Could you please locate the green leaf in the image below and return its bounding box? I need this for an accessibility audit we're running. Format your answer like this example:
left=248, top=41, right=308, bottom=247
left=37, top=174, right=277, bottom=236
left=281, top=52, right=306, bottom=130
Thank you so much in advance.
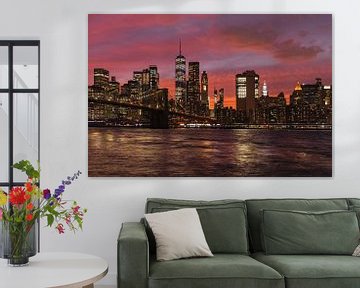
left=12, top=160, right=40, bottom=180
left=47, top=214, right=54, bottom=227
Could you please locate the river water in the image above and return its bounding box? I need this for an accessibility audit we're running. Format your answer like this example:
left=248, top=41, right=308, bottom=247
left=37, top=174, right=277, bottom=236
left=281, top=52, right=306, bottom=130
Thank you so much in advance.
left=88, top=128, right=332, bottom=177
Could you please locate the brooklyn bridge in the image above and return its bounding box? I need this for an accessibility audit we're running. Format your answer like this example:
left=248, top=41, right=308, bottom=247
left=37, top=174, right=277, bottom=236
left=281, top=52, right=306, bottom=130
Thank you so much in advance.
left=88, top=89, right=215, bottom=129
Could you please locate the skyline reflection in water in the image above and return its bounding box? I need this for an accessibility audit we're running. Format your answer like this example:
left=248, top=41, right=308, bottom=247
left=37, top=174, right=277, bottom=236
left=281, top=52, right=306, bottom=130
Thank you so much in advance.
left=88, top=128, right=332, bottom=177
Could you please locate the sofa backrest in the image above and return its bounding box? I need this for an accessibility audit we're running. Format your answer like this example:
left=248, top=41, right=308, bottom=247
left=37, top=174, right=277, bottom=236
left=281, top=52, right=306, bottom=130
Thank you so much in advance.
left=145, top=198, right=249, bottom=254
left=348, top=198, right=360, bottom=207
left=245, top=198, right=349, bottom=252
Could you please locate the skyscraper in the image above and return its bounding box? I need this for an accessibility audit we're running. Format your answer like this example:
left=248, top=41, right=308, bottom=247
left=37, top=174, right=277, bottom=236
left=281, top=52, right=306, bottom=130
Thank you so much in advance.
left=201, top=71, right=209, bottom=107
left=218, top=88, right=224, bottom=109
left=262, top=81, right=268, bottom=97
left=109, top=76, right=120, bottom=95
left=188, top=61, right=200, bottom=113
left=94, top=68, right=109, bottom=89
left=141, top=68, right=150, bottom=92
left=149, top=65, right=159, bottom=91
left=235, top=70, right=259, bottom=123
left=175, top=40, right=186, bottom=104
left=133, top=71, right=143, bottom=97
left=214, top=88, right=218, bottom=107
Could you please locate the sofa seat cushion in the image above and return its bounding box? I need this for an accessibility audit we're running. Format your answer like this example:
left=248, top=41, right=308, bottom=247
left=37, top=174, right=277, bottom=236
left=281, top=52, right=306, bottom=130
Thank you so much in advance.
left=252, top=252, right=360, bottom=288
left=149, top=254, right=284, bottom=288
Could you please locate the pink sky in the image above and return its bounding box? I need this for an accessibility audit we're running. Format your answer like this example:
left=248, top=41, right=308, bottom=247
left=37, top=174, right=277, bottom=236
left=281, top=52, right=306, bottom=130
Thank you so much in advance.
left=88, top=14, right=332, bottom=107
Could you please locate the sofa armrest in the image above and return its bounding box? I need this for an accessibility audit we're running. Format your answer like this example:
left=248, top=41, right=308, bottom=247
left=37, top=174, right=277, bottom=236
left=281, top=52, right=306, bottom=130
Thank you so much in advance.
left=118, top=222, right=149, bottom=288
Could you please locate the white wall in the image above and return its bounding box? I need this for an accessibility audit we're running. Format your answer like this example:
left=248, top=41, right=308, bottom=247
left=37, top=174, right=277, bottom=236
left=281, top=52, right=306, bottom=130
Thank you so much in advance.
left=1, top=0, right=360, bottom=286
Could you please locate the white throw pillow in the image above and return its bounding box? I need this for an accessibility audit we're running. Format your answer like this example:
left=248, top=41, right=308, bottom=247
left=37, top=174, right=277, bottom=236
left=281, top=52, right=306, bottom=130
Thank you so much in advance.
left=145, top=208, right=213, bottom=261
left=353, top=244, right=360, bottom=256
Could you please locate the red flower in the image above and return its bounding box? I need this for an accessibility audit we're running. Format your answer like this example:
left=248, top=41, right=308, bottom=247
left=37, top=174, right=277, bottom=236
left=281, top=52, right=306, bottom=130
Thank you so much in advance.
left=26, top=214, right=33, bottom=221
left=56, top=223, right=65, bottom=234
left=25, top=182, right=33, bottom=192
left=26, top=203, right=34, bottom=210
left=9, top=187, right=26, bottom=205
left=72, top=205, right=80, bottom=215
left=24, top=193, right=31, bottom=200
left=65, top=214, right=71, bottom=225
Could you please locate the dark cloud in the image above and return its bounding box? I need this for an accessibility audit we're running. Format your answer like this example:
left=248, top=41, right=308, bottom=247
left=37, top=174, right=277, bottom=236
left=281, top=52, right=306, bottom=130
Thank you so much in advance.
left=273, top=39, right=323, bottom=61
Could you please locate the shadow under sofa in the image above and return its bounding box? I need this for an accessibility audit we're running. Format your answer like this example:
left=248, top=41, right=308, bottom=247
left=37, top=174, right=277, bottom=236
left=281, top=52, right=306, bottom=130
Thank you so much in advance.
left=118, top=198, right=360, bottom=288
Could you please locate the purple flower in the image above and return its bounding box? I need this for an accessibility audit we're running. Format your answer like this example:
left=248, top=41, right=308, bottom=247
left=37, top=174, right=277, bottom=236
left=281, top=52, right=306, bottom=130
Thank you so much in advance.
left=54, top=171, right=82, bottom=199
left=54, top=189, right=63, bottom=198
left=43, top=189, right=51, bottom=200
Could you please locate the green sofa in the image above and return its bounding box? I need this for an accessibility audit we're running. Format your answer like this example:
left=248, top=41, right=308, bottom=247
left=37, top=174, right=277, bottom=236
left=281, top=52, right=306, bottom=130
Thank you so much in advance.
left=118, top=198, right=360, bottom=288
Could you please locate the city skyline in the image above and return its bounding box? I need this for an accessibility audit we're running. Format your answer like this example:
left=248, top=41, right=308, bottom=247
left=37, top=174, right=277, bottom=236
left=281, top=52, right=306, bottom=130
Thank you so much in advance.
left=88, top=14, right=332, bottom=108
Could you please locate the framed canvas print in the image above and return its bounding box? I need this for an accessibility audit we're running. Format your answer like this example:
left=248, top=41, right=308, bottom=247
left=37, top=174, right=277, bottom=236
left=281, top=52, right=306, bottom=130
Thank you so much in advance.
left=88, top=14, right=332, bottom=177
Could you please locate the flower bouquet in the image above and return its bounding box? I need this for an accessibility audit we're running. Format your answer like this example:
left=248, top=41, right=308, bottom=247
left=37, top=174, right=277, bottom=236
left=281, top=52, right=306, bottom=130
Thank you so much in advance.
left=0, top=160, right=87, bottom=266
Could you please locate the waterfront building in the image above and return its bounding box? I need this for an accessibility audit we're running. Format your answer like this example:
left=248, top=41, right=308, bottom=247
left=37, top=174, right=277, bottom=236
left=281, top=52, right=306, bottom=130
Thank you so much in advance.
left=290, top=81, right=303, bottom=106
left=128, top=80, right=140, bottom=100
left=323, top=85, right=332, bottom=124
left=214, top=88, right=218, bottom=107
left=200, top=71, right=209, bottom=115
left=89, top=68, right=119, bottom=122
left=141, top=68, right=150, bottom=93
left=149, top=65, right=159, bottom=91
left=214, top=88, right=225, bottom=122
left=235, top=70, right=259, bottom=123
left=268, top=92, right=286, bottom=124
left=323, top=85, right=332, bottom=107
left=94, top=68, right=109, bottom=90
left=90, top=68, right=107, bottom=100
left=175, top=40, right=187, bottom=105
left=218, top=88, right=224, bottom=109
left=262, top=81, right=268, bottom=97
left=188, top=61, right=200, bottom=114
left=108, top=76, right=120, bottom=98
left=301, top=78, right=322, bottom=106
left=289, top=78, right=332, bottom=124
left=88, top=85, right=104, bottom=101
left=200, top=71, right=209, bottom=107
left=133, top=71, right=142, bottom=85
left=255, top=94, right=268, bottom=124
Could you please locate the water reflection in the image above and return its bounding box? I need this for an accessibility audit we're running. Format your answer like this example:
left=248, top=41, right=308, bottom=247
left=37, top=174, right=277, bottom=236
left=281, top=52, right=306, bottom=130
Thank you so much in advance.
left=88, top=128, right=332, bottom=177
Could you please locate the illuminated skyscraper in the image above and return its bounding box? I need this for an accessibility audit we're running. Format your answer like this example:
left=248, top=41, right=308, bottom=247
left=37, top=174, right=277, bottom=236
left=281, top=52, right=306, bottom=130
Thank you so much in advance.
left=175, top=40, right=186, bottom=104
left=133, top=71, right=142, bottom=84
left=199, top=71, right=209, bottom=115
left=235, top=70, right=259, bottom=122
left=187, top=62, right=200, bottom=113
left=218, top=88, right=224, bottom=109
left=142, top=68, right=150, bottom=92
left=149, top=65, right=159, bottom=91
left=235, top=75, right=246, bottom=112
left=94, top=68, right=109, bottom=89
left=262, top=81, right=268, bottom=97
left=201, top=71, right=209, bottom=106
left=109, top=76, right=120, bottom=95
left=214, top=88, right=218, bottom=106
left=290, top=81, right=303, bottom=106
left=301, top=78, right=322, bottom=105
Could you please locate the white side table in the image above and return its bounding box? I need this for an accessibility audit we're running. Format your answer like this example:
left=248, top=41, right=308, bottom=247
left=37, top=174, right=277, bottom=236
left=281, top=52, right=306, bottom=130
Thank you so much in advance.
left=0, top=252, right=108, bottom=288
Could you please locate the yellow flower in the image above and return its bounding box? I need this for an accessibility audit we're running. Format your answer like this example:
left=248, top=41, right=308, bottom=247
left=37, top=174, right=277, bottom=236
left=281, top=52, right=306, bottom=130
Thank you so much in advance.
left=0, top=190, right=7, bottom=206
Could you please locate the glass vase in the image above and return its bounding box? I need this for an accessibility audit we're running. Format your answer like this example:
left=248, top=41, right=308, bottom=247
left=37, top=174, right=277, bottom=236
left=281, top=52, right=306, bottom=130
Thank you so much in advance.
left=0, top=220, right=37, bottom=266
